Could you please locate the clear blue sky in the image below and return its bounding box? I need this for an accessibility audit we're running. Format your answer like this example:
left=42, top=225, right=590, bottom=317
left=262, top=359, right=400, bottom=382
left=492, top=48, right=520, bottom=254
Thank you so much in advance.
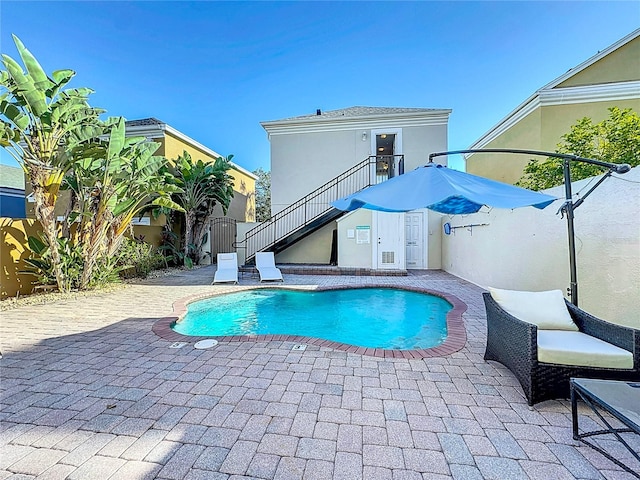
left=1, top=1, right=638, bottom=172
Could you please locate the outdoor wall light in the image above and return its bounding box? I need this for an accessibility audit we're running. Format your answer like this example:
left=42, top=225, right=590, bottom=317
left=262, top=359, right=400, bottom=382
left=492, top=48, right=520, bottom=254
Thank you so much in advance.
left=361, top=132, right=367, bottom=141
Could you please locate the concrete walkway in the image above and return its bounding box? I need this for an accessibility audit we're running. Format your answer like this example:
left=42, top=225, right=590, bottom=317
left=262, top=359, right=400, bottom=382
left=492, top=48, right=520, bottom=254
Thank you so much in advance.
left=0, top=267, right=637, bottom=479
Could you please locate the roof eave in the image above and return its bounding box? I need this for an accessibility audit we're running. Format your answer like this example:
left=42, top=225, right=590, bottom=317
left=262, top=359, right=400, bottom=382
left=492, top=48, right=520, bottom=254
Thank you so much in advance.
left=125, top=121, right=257, bottom=180
left=261, top=109, right=453, bottom=134
left=466, top=28, right=640, bottom=158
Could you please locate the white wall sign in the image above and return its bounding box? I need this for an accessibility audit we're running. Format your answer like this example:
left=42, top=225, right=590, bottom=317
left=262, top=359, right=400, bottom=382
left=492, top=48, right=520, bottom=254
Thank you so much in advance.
left=132, top=216, right=151, bottom=226
left=356, top=225, right=370, bottom=244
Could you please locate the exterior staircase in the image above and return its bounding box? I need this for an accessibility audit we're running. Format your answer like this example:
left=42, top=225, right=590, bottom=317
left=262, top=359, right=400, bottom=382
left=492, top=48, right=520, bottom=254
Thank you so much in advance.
left=242, top=155, right=404, bottom=264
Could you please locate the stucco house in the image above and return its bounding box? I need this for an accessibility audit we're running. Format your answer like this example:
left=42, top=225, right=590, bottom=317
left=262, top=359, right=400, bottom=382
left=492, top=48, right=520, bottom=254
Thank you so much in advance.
left=0, top=164, right=26, bottom=218
left=466, top=28, right=640, bottom=184
left=2, top=120, right=257, bottom=299
left=123, top=119, right=257, bottom=256
left=21, top=118, right=256, bottom=252
left=242, top=106, right=451, bottom=271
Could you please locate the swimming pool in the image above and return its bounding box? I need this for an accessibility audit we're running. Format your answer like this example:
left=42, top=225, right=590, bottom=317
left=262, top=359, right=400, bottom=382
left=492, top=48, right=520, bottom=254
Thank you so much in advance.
left=173, top=287, right=452, bottom=350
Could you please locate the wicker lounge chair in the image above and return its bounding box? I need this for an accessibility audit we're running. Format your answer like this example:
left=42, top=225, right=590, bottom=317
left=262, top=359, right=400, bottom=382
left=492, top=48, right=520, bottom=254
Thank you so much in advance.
left=483, top=291, right=639, bottom=406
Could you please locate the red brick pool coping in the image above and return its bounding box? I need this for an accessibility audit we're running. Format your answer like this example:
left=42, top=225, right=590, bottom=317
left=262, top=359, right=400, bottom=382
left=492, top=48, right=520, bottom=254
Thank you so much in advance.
left=152, top=284, right=467, bottom=359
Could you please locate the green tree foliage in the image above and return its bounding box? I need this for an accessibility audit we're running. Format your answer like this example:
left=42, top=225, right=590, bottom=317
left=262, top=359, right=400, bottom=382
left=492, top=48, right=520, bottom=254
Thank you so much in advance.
left=0, top=35, right=106, bottom=290
left=166, top=151, right=235, bottom=266
left=517, top=107, right=640, bottom=191
left=253, top=167, right=271, bottom=222
left=1, top=36, right=183, bottom=291
left=66, top=118, right=183, bottom=289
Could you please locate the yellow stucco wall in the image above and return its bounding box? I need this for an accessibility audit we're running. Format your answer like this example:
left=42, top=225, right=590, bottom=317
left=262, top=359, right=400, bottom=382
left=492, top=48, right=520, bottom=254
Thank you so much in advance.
left=540, top=100, right=640, bottom=148
left=1, top=218, right=42, bottom=298
left=0, top=218, right=165, bottom=299
left=163, top=133, right=216, bottom=164
left=467, top=34, right=640, bottom=185
left=467, top=98, right=640, bottom=185
left=466, top=109, right=542, bottom=184
left=24, top=132, right=255, bottom=223
left=557, top=37, right=640, bottom=87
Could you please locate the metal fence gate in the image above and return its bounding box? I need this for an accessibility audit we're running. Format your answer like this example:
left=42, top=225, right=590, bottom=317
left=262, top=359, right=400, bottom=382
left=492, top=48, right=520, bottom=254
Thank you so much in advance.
left=210, top=217, right=237, bottom=261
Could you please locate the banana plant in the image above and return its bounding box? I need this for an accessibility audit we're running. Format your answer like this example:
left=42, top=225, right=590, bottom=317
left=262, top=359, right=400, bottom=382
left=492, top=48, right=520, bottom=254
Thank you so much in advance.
left=67, top=117, right=183, bottom=289
left=0, top=35, right=106, bottom=291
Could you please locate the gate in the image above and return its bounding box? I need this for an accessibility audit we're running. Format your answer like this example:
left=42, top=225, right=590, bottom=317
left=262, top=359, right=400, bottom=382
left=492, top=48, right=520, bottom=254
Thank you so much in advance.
left=210, top=217, right=237, bottom=261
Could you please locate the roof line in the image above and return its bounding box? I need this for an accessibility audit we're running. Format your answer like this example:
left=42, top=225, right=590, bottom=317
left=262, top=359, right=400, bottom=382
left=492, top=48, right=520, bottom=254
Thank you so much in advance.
left=262, top=108, right=452, bottom=129
left=125, top=120, right=257, bottom=179
left=263, top=107, right=450, bottom=124
left=540, top=28, right=639, bottom=91
left=468, top=28, right=640, bottom=153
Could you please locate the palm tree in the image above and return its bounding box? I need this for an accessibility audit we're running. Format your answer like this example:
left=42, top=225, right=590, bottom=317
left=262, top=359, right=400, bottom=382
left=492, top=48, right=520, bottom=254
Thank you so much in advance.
left=168, top=151, right=235, bottom=266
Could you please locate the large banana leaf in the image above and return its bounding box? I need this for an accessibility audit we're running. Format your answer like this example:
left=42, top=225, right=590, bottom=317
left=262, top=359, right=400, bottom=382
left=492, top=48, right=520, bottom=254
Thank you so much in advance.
left=107, top=117, right=126, bottom=162
left=1, top=54, right=48, bottom=116
left=0, top=98, right=30, bottom=130
left=151, top=196, right=184, bottom=212
left=13, top=35, right=53, bottom=93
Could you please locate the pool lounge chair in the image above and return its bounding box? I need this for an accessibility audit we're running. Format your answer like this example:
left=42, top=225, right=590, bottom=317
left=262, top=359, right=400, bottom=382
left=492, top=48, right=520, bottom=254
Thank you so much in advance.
left=213, top=252, right=238, bottom=284
left=483, top=288, right=639, bottom=406
left=255, top=252, right=283, bottom=282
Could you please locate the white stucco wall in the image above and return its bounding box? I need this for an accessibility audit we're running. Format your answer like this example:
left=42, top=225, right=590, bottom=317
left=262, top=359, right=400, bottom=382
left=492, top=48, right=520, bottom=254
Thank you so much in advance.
left=427, top=210, right=443, bottom=269
left=401, top=125, right=448, bottom=172
left=442, top=167, right=640, bottom=327
left=274, top=221, right=336, bottom=264
left=269, top=122, right=449, bottom=215
left=270, top=130, right=371, bottom=215
left=237, top=222, right=260, bottom=265
left=265, top=109, right=450, bottom=265
left=337, top=210, right=374, bottom=269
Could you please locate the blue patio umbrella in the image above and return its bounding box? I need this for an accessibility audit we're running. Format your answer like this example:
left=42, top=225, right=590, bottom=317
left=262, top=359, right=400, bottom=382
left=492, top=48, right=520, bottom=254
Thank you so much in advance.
left=333, top=148, right=631, bottom=307
left=331, top=163, right=557, bottom=214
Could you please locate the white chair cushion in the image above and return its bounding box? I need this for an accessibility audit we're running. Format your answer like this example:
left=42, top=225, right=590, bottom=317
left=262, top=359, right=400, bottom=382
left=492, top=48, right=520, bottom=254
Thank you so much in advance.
left=489, top=287, right=579, bottom=331
left=537, top=330, right=634, bottom=369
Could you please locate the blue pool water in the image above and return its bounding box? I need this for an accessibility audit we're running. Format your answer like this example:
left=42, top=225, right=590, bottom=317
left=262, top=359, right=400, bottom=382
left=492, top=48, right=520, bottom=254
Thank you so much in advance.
left=173, top=288, right=452, bottom=350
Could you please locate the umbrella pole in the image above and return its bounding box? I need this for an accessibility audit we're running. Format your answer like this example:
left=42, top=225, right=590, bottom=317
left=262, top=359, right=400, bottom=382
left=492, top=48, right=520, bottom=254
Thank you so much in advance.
left=429, top=148, right=631, bottom=307
left=562, top=159, right=579, bottom=306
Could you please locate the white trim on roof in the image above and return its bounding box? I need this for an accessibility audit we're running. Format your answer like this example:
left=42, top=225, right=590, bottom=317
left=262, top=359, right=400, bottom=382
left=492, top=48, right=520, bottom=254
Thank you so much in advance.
left=539, top=28, right=640, bottom=91
left=262, top=110, right=452, bottom=136
left=540, top=80, right=640, bottom=105
left=467, top=29, right=640, bottom=156
left=467, top=80, right=640, bottom=154
left=125, top=122, right=257, bottom=180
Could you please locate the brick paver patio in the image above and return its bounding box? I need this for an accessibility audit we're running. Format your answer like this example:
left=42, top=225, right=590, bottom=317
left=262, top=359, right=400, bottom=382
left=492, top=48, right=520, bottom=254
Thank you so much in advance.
left=1, top=266, right=637, bottom=479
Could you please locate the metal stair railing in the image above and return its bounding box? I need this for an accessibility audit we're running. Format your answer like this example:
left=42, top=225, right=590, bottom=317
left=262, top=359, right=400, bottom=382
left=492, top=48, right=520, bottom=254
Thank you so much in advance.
left=243, top=155, right=404, bottom=262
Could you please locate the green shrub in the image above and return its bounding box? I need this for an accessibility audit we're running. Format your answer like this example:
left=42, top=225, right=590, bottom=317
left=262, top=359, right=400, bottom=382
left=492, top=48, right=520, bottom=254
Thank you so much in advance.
left=116, top=237, right=166, bottom=279
left=23, top=235, right=84, bottom=291
left=23, top=235, right=165, bottom=294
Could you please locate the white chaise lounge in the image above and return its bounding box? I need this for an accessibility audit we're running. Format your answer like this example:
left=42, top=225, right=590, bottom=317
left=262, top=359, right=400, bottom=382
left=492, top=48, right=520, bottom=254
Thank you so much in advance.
left=213, top=252, right=238, bottom=284
left=255, top=252, right=283, bottom=282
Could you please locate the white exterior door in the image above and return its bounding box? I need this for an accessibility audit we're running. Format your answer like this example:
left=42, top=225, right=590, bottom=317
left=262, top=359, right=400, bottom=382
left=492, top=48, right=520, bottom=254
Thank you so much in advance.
left=374, top=212, right=404, bottom=269
left=405, top=212, right=424, bottom=269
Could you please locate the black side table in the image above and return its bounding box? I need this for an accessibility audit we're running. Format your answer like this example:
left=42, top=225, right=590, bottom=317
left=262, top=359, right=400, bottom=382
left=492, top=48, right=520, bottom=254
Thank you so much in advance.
left=570, top=378, right=640, bottom=478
